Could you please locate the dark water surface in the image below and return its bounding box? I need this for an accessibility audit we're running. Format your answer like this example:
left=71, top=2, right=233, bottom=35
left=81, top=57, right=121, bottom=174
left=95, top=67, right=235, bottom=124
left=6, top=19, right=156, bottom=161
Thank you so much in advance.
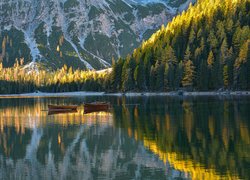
left=0, top=96, right=249, bottom=179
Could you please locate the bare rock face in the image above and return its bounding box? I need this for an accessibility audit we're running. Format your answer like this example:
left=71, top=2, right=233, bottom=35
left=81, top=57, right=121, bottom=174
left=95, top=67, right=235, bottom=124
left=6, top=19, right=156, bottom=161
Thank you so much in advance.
left=0, top=0, right=194, bottom=69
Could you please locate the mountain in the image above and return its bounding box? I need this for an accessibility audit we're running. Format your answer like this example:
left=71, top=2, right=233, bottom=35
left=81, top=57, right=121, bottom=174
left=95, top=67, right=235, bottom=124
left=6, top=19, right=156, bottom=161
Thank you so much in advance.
left=0, top=0, right=249, bottom=94
left=0, top=0, right=194, bottom=70
left=110, top=0, right=250, bottom=91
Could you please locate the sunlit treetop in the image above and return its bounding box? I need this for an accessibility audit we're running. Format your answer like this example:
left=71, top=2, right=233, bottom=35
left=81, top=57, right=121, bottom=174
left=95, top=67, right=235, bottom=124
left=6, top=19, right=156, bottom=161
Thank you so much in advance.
left=140, top=0, right=244, bottom=50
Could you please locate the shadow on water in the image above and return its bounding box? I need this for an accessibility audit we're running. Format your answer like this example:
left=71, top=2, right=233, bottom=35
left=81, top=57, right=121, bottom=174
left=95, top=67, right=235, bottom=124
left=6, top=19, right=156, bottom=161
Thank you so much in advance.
left=0, top=96, right=249, bottom=179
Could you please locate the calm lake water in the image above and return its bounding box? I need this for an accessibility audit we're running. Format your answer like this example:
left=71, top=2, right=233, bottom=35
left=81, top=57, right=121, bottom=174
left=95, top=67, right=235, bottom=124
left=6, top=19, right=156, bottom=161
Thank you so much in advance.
left=0, top=96, right=249, bottom=179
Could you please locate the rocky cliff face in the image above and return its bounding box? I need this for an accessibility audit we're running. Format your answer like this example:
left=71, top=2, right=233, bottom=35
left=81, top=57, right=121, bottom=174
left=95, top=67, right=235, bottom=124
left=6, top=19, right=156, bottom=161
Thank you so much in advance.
left=0, top=0, right=194, bottom=69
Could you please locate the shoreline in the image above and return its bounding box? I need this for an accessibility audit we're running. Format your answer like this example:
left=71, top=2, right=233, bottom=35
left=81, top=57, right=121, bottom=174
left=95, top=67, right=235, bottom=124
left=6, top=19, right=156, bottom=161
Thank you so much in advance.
left=108, top=91, right=250, bottom=97
left=0, top=91, right=105, bottom=98
left=0, top=91, right=249, bottom=98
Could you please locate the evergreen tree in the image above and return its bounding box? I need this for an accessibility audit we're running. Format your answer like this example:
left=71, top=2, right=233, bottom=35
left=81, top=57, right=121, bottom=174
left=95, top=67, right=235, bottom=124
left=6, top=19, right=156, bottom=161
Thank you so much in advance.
left=149, top=65, right=156, bottom=91
left=220, top=38, right=229, bottom=65
left=121, top=61, right=129, bottom=92
left=188, top=28, right=195, bottom=46
left=184, top=46, right=191, bottom=61
left=155, top=61, right=165, bottom=91
left=223, top=65, right=229, bottom=88
left=166, top=46, right=177, bottom=66
left=134, top=61, right=146, bottom=91
left=207, top=51, right=216, bottom=89
left=143, top=50, right=152, bottom=88
left=122, top=69, right=133, bottom=92
left=175, top=61, right=184, bottom=88
left=110, top=58, right=118, bottom=91
left=226, top=47, right=234, bottom=88
left=182, top=60, right=195, bottom=88
left=234, top=41, right=249, bottom=89
left=198, top=59, right=208, bottom=90
left=164, top=63, right=169, bottom=91
left=216, top=21, right=226, bottom=43
left=207, top=30, right=218, bottom=51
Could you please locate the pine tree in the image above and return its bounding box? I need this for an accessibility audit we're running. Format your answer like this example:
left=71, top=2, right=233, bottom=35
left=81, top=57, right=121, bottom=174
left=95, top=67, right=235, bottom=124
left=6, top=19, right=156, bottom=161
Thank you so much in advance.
left=184, top=46, right=191, bottom=61
left=134, top=61, right=146, bottom=91
left=182, top=60, right=195, bottom=88
left=110, top=58, right=124, bottom=91
left=198, top=59, right=208, bottom=90
left=155, top=61, right=165, bottom=91
left=166, top=46, right=177, bottom=66
left=188, top=28, right=195, bottom=46
left=207, top=51, right=215, bottom=89
left=216, top=21, right=226, bottom=43
left=207, top=30, right=218, bottom=50
left=220, top=38, right=229, bottom=65
left=167, top=64, right=175, bottom=90
left=128, top=55, right=136, bottom=87
left=149, top=65, right=156, bottom=91
left=160, top=48, right=168, bottom=64
left=121, top=61, right=129, bottom=92
left=207, top=51, right=214, bottom=68
left=234, top=41, right=249, bottom=89
left=223, top=65, right=229, bottom=88
left=232, top=27, right=241, bottom=54
left=122, top=69, right=133, bottom=92
left=143, top=50, right=152, bottom=88
left=226, top=47, right=234, bottom=88
left=164, top=63, right=169, bottom=91
left=175, top=61, right=184, bottom=88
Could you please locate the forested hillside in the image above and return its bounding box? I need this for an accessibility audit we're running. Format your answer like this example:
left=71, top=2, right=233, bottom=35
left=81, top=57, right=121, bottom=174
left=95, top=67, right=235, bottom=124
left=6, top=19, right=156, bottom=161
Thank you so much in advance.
left=0, top=0, right=249, bottom=94
left=110, top=0, right=250, bottom=92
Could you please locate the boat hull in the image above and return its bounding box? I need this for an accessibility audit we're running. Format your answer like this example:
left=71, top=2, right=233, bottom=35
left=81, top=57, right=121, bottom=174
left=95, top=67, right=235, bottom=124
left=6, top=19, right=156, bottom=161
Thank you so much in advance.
left=84, top=102, right=110, bottom=113
left=48, top=105, right=78, bottom=110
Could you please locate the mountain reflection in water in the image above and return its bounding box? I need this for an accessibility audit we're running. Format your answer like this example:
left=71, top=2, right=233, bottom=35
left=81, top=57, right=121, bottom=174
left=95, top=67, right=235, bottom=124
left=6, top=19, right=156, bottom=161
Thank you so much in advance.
left=0, top=96, right=249, bottom=179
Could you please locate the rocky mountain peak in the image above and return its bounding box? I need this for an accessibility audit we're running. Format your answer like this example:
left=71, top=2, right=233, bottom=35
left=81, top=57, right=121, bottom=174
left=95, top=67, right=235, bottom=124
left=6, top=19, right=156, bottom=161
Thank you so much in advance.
left=0, top=0, right=194, bottom=69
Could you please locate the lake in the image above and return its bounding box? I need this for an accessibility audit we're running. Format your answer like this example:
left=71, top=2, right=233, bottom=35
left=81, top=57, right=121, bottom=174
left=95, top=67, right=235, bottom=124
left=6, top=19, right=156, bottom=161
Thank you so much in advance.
left=0, top=96, right=249, bottom=179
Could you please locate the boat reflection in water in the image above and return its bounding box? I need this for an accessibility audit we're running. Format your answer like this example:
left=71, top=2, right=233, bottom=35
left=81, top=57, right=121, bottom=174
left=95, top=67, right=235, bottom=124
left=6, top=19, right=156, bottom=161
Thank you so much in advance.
left=84, top=108, right=110, bottom=114
left=0, top=96, right=249, bottom=179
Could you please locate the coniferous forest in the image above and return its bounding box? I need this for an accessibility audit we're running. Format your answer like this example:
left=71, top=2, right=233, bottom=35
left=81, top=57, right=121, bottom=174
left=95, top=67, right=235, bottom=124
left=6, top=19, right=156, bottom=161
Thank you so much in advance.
left=0, top=62, right=108, bottom=94
left=0, top=0, right=249, bottom=94
left=110, top=0, right=250, bottom=92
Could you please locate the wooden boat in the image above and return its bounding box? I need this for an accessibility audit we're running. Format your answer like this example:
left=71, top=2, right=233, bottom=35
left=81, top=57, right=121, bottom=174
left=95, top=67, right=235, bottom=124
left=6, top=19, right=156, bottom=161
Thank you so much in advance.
left=48, top=105, right=78, bottom=111
left=84, top=102, right=110, bottom=112
left=48, top=109, right=78, bottom=115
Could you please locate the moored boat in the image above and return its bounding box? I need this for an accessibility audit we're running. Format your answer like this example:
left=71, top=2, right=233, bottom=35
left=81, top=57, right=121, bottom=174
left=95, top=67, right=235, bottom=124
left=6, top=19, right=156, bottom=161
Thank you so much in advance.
left=48, top=105, right=78, bottom=110
left=84, top=102, right=110, bottom=112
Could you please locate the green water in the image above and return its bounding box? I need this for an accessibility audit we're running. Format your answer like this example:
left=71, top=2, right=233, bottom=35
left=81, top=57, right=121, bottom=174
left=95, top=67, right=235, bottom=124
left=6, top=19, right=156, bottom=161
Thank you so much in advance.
left=0, top=96, right=249, bottom=179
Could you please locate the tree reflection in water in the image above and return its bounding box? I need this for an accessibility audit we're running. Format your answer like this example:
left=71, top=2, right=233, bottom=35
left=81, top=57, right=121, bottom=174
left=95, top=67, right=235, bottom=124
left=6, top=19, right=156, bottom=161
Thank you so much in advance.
left=0, top=96, right=249, bottom=179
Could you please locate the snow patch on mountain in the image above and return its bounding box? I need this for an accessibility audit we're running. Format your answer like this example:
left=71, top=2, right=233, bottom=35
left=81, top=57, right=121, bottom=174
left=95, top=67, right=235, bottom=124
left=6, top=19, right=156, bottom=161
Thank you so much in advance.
left=23, top=30, right=41, bottom=62
left=0, top=0, right=193, bottom=69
